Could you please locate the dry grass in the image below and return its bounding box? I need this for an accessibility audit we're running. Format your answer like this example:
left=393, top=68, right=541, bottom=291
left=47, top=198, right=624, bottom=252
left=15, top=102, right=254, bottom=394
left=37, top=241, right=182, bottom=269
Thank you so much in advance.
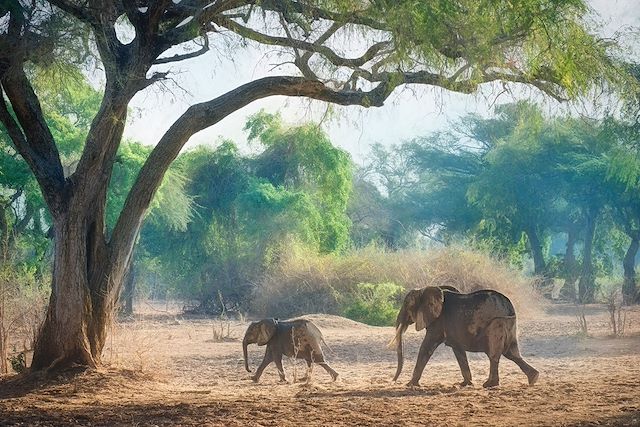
left=253, top=245, right=542, bottom=319
left=0, top=270, right=49, bottom=374
left=211, top=320, right=232, bottom=342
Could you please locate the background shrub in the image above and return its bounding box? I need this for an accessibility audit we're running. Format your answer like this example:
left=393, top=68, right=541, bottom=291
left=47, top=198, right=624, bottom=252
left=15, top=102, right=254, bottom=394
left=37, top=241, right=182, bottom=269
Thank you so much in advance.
left=251, top=244, right=541, bottom=319
left=342, top=282, right=404, bottom=326
left=0, top=267, right=49, bottom=373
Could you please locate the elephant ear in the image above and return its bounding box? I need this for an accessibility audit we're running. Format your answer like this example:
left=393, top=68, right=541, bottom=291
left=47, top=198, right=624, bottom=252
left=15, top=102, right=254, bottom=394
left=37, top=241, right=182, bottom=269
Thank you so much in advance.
left=415, top=287, right=444, bottom=331
left=257, top=319, right=277, bottom=346
left=402, top=289, right=422, bottom=330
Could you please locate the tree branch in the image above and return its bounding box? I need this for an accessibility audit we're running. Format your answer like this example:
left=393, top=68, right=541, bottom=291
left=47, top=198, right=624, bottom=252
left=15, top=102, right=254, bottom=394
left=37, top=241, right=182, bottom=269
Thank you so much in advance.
left=109, top=75, right=399, bottom=264
left=214, top=15, right=390, bottom=68
left=48, top=0, right=96, bottom=24
left=153, top=35, right=210, bottom=65
left=0, top=74, right=67, bottom=215
left=259, top=0, right=386, bottom=31
left=155, top=0, right=250, bottom=54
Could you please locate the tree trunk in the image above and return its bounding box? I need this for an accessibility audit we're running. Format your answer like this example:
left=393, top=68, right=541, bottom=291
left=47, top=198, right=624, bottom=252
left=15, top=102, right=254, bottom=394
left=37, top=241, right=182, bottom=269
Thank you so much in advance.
left=0, top=202, right=9, bottom=261
left=560, top=227, right=579, bottom=301
left=525, top=226, right=546, bottom=277
left=0, top=275, right=7, bottom=374
left=33, top=216, right=95, bottom=368
left=121, top=263, right=135, bottom=317
left=622, top=232, right=639, bottom=305
left=31, top=182, right=130, bottom=370
left=578, top=210, right=598, bottom=304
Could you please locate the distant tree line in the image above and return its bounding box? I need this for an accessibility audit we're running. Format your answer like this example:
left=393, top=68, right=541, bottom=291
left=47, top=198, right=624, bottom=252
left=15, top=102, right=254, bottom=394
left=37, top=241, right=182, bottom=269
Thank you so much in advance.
left=353, top=101, right=640, bottom=304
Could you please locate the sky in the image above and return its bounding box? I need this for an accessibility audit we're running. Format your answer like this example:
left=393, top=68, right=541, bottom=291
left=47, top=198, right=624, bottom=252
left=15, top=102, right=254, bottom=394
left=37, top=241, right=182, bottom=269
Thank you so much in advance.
left=123, top=0, right=640, bottom=164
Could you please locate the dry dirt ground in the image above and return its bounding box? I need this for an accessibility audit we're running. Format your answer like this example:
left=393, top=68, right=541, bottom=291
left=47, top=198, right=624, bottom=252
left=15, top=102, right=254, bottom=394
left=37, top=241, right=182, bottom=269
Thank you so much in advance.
left=1, top=302, right=640, bottom=426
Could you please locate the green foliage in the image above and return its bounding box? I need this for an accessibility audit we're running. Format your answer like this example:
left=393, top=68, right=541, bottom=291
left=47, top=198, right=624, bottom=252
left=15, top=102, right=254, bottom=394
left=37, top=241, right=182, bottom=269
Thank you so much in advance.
left=8, top=353, right=26, bottom=374
left=107, top=141, right=194, bottom=233
left=135, top=114, right=353, bottom=311
left=247, top=111, right=353, bottom=253
left=342, top=282, right=404, bottom=326
left=366, top=0, right=629, bottom=98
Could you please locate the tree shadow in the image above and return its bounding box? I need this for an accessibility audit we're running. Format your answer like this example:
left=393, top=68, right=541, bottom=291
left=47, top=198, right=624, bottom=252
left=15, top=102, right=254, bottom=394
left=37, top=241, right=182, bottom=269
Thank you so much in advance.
left=0, top=366, right=150, bottom=400
left=0, top=400, right=219, bottom=426
left=296, top=383, right=463, bottom=399
left=565, top=410, right=640, bottom=426
left=0, top=366, right=90, bottom=399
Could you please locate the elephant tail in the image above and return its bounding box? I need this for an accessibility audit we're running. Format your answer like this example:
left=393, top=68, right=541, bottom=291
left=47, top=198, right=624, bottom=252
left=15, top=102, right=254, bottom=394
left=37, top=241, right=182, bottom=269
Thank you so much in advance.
left=320, top=335, right=335, bottom=354
left=307, top=321, right=335, bottom=354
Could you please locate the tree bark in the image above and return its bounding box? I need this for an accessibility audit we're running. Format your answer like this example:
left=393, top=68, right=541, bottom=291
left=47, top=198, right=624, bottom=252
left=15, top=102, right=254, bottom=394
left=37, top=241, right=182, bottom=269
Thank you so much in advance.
left=30, top=189, right=124, bottom=370
left=578, top=209, right=598, bottom=304
left=560, top=227, right=579, bottom=301
left=0, top=202, right=9, bottom=261
left=622, top=232, right=639, bottom=305
left=525, top=226, right=546, bottom=277
left=121, top=263, right=135, bottom=317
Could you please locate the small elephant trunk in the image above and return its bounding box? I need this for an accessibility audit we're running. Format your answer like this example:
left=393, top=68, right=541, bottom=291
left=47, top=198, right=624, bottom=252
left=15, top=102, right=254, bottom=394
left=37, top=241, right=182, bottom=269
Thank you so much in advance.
left=243, top=336, right=251, bottom=372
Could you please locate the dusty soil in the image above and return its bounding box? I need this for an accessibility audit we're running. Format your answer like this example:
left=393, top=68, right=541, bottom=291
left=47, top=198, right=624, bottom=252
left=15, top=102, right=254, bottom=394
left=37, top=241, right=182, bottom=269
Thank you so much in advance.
left=1, top=301, right=639, bottom=426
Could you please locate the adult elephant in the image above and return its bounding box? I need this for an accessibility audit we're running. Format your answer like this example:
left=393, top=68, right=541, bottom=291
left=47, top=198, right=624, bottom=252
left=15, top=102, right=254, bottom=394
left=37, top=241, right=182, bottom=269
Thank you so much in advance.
left=391, top=286, right=538, bottom=388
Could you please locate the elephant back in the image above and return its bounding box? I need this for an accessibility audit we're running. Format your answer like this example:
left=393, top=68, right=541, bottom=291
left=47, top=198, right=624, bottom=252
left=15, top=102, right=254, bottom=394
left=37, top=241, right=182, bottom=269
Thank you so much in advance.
left=282, top=319, right=326, bottom=359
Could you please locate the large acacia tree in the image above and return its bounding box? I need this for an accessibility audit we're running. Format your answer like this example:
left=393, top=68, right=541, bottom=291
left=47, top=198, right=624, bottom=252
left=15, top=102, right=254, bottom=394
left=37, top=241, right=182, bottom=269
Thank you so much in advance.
left=0, top=0, right=628, bottom=370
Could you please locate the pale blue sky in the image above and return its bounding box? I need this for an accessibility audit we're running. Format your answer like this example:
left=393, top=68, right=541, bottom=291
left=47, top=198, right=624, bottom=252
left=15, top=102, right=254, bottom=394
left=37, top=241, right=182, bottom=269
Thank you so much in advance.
left=123, top=0, right=640, bottom=163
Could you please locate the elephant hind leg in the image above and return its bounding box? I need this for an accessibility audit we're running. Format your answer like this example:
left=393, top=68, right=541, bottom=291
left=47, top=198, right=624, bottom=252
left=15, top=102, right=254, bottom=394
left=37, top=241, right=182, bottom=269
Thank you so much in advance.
left=318, top=362, right=338, bottom=381
left=483, top=318, right=509, bottom=388
left=308, top=348, right=337, bottom=381
left=300, top=356, right=313, bottom=383
left=503, top=341, right=539, bottom=386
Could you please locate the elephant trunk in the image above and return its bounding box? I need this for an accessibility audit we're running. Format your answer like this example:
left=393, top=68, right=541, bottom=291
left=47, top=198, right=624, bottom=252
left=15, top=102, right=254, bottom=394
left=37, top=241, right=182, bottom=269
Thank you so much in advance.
left=243, top=336, right=251, bottom=372
left=390, top=305, right=410, bottom=382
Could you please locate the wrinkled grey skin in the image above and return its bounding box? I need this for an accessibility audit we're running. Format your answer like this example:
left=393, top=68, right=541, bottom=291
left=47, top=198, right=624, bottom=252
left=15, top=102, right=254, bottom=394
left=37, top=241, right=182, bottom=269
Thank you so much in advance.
left=243, top=318, right=338, bottom=383
left=391, top=287, right=539, bottom=388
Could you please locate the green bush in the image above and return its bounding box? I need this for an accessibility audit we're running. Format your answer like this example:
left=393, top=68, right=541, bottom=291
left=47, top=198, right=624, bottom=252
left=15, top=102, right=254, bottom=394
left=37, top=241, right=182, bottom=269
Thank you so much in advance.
left=342, top=282, right=404, bottom=326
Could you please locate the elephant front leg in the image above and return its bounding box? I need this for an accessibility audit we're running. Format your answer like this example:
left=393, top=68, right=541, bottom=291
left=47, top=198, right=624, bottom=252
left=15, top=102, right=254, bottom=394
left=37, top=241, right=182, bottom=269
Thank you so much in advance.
left=452, top=347, right=473, bottom=386
left=252, top=350, right=274, bottom=383
left=408, top=332, right=442, bottom=387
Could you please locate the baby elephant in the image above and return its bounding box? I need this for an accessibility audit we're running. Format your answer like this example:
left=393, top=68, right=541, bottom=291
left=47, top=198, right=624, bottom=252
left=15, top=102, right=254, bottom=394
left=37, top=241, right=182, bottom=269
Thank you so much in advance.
left=242, top=318, right=338, bottom=383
